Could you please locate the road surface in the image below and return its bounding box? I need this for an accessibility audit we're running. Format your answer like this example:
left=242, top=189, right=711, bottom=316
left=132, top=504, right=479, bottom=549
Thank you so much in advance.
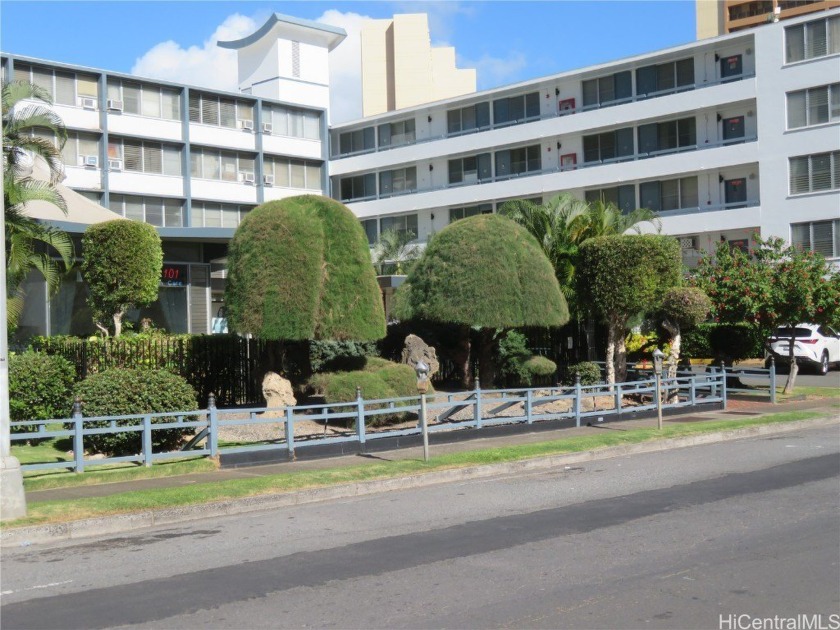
left=2, top=423, right=838, bottom=629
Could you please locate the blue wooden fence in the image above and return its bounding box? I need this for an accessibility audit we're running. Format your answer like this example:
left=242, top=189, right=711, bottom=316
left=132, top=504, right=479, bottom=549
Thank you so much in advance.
left=11, top=372, right=728, bottom=473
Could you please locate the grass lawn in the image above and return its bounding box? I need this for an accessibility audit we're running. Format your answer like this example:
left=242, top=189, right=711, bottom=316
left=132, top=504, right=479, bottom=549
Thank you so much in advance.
left=4, top=404, right=837, bottom=529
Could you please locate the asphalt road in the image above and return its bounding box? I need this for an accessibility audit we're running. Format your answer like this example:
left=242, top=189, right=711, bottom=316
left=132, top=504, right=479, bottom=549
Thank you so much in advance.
left=2, top=424, right=838, bottom=630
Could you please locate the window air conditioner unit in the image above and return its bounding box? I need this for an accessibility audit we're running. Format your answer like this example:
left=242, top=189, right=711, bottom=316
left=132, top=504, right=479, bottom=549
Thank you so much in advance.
left=238, top=119, right=254, bottom=131
left=83, top=155, right=99, bottom=168
left=80, top=97, right=97, bottom=110
left=262, top=122, right=273, bottom=134
left=241, top=171, right=256, bottom=184
left=107, top=99, right=124, bottom=112
left=263, top=173, right=275, bottom=186
left=109, top=159, right=123, bottom=171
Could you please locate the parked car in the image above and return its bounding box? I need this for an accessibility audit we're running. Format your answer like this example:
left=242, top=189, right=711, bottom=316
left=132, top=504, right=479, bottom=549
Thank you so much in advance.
left=764, top=324, right=840, bottom=375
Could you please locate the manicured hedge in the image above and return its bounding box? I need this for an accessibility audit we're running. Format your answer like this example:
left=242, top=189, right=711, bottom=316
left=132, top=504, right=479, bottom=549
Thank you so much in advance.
left=681, top=323, right=765, bottom=360
left=9, top=352, right=76, bottom=430
left=561, top=361, right=602, bottom=386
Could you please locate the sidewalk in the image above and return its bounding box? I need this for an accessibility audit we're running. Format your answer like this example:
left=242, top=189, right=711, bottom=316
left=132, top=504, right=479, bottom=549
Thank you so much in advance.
left=24, top=395, right=839, bottom=504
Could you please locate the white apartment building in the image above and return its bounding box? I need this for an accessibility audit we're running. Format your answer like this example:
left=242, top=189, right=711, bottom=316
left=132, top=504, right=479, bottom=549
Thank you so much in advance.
left=331, top=9, right=839, bottom=270
left=3, top=9, right=838, bottom=341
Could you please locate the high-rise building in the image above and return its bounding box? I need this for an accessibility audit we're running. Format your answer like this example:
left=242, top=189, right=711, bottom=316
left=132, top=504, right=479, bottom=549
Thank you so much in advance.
left=697, top=0, right=840, bottom=38
left=360, top=13, right=476, bottom=116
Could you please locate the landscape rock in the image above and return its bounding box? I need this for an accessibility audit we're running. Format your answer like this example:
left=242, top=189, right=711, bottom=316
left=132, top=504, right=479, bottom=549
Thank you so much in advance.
left=401, top=334, right=439, bottom=377
left=261, top=372, right=296, bottom=411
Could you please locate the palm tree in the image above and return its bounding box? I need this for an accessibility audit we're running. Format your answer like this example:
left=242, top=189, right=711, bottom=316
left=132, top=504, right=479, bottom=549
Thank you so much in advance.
left=3, top=80, right=74, bottom=330
left=372, top=227, right=420, bottom=275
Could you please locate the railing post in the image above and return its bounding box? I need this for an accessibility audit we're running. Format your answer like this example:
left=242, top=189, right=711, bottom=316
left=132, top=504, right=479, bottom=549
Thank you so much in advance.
left=474, top=377, right=482, bottom=429
left=285, top=406, right=295, bottom=461
left=574, top=374, right=582, bottom=428
left=769, top=356, right=777, bottom=404
left=690, top=374, right=696, bottom=406
left=525, top=389, right=533, bottom=424
left=720, top=362, right=728, bottom=409
left=356, top=386, right=366, bottom=450
left=143, top=414, right=153, bottom=467
left=207, top=392, right=218, bottom=458
left=615, top=382, right=622, bottom=418
left=72, top=397, right=84, bottom=474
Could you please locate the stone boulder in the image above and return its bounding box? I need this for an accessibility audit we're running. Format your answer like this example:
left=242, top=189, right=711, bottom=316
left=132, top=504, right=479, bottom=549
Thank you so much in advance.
left=261, top=372, right=296, bottom=411
left=400, top=334, right=439, bottom=377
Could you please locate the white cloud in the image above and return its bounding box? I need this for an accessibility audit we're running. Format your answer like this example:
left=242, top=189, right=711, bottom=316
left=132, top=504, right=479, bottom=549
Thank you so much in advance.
left=131, top=14, right=257, bottom=92
left=459, top=52, right=528, bottom=91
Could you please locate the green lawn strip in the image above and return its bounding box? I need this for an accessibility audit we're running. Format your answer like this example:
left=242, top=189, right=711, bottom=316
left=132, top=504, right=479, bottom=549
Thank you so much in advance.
left=4, top=408, right=834, bottom=529
left=22, top=457, right=217, bottom=492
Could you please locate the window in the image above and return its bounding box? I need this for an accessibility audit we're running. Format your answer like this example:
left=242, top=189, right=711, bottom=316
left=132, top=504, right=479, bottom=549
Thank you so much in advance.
left=639, top=177, right=699, bottom=213
left=493, top=92, right=540, bottom=126
left=719, top=54, right=743, bottom=82
left=36, top=130, right=98, bottom=167
left=190, top=147, right=254, bottom=181
left=787, top=84, right=840, bottom=129
left=263, top=104, right=320, bottom=140
left=361, top=219, right=378, bottom=245
left=379, top=119, right=416, bottom=148
left=191, top=201, right=252, bottom=228
left=724, top=178, right=747, bottom=208
left=723, top=116, right=746, bottom=142
left=379, top=167, right=417, bottom=196
left=792, top=220, right=840, bottom=258
left=447, top=102, right=491, bottom=135
left=585, top=185, right=637, bottom=214
left=449, top=204, right=492, bottom=223
left=264, top=156, right=322, bottom=190
left=380, top=214, right=418, bottom=241
left=789, top=151, right=840, bottom=194
left=338, top=127, right=375, bottom=155
left=495, top=145, right=541, bottom=178
left=15, top=64, right=99, bottom=106
left=448, top=153, right=491, bottom=185
left=636, top=58, right=694, bottom=97
left=107, top=80, right=180, bottom=120
left=108, top=138, right=181, bottom=175
left=189, top=92, right=253, bottom=128
left=339, top=174, right=377, bottom=201
left=583, top=128, right=634, bottom=163
left=637, top=117, right=696, bottom=156
left=582, top=70, right=631, bottom=108
left=786, top=15, right=840, bottom=62
left=109, top=195, right=183, bottom=227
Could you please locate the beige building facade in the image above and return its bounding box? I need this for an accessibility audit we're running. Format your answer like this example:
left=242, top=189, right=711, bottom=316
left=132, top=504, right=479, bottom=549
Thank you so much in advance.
left=697, top=0, right=840, bottom=38
left=361, top=13, right=476, bottom=116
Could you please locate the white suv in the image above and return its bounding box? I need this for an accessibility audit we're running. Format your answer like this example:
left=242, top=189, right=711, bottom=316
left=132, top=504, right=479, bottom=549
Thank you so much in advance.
left=765, top=324, right=840, bottom=375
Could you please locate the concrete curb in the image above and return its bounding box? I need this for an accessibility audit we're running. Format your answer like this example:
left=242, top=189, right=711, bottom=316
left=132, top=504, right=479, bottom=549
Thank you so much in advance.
left=2, top=415, right=838, bottom=548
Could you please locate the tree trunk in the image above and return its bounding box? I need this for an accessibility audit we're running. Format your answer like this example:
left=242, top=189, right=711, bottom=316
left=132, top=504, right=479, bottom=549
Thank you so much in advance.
left=662, top=318, right=681, bottom=403
left=615, top=331, right=628, bottom=383
left=477, top=328, right=496, bottom=388
left=783, top=335, right=798, bottom=395
left=113, top=311, right=123, bottom=338
left=454, top=325, right=473, bottom=389
left=95, top=321, right=110, bottom=338
left=605, top=323, right=618, bottom=386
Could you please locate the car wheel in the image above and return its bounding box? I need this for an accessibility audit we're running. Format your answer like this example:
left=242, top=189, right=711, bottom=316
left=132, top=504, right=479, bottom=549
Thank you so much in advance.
left=819, top=352, right=829, bottom=375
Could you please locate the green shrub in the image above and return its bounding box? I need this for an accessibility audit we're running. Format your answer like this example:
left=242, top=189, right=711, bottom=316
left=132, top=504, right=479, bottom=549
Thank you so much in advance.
left=309, top=340, right=378, bottom=373
left=682, top=323, right=765, bottom=361
left=72, top=368, right=198, bottom=456
left=497, top=331, right=557, bottom=386
left=561, top=361, right=602, bottom=386
left=307, top=357, right=429, bottom=427
left=9, top=352, right=76, bottom=433
left=522, top=356, right=557, bottom=382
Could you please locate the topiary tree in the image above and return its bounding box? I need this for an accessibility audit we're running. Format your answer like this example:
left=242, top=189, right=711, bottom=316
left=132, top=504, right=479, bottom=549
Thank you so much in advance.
left=225, top=195, right=385, bottom=346
left=9, top=352, right=76, bottom=433
left=82, top=219, right=162, bottom=338
left=72, top=367, right=198, bottom=456
left=660, top=287, right=711, bottom=379
left=393, top=214, right=569, bottom=387
left=577, top=234, right=681, bottom=385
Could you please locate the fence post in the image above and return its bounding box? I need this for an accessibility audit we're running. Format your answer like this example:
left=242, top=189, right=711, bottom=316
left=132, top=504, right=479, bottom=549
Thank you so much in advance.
left=285, top=406, right=295, bottom=461
left=574, top=374, right=582, bottom=428
left=615, top=382, right=622, bottom=418
left=474, top=377, right=482, bottom=429
left=769, top=356, right=777, bottom=404
left=143, top=414, right=153, bottom=467
left=207, top=392, right=218, bottom=458
left=720, top=361, right=728, bottom=409
left=525, top=389, right=533, bottom=424
left=72, top=397, right=84, bottom=474
left=690, top=374, right=696, bottom=406
left=356, top=386, right=366, bottom=451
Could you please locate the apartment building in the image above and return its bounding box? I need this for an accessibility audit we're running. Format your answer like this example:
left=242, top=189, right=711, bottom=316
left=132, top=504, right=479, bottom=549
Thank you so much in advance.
left=331, top=9, right=839, bottom=271
left=697, top=0, right=840, bottom=38
left=2, top=14, right=345, bottom=340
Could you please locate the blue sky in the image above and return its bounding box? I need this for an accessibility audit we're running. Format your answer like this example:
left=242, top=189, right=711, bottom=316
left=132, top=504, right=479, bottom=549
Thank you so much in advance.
left=1, top=1, right=697, bottom=121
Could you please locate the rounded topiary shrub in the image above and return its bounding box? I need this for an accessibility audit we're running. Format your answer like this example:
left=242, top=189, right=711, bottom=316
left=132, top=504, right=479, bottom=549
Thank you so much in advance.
left=73, top=368, right=198, bottom=456
left=561, top=361, right=602, bottom=386
left=522, top=356, right=557, bottom=384
left=9, top=352, right=76, bottom=433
